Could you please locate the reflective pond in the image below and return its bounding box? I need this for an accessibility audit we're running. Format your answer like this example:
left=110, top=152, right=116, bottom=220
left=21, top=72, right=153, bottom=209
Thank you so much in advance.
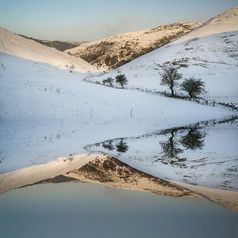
left=0, top=182, right=237, bottom=238
left=86, top=118, right=238, bottom=190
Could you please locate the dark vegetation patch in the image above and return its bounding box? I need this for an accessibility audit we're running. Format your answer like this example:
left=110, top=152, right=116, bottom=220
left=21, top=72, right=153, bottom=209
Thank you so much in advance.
left=76, top=156, right=188, bottom=191
left=20, top=175, right=78, bottom=188
left=18, top=34, right=84, bottom=51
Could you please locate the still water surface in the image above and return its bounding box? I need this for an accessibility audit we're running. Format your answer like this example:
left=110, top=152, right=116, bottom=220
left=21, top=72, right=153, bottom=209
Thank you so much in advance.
left=0, top=182, right=237, bottom=238
left=86, top=119, right=238, bottom=190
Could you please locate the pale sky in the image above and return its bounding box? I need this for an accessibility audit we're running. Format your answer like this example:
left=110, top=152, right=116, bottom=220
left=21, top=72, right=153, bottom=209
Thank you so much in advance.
left=0, top=0, right=237, bottom=41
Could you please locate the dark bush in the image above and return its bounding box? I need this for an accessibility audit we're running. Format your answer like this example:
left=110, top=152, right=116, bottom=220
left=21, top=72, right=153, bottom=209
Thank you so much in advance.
left=102, top=77, right=114, bottom=86
left=180, top=77, right=206, bottom=98
left=115, top=74, right=128, bottom=88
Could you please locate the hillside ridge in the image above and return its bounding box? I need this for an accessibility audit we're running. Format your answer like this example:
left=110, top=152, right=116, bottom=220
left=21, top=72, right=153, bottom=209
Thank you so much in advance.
left=66, top=22, right=201, bottom=70
left=0, top=26, right=98, bottom=73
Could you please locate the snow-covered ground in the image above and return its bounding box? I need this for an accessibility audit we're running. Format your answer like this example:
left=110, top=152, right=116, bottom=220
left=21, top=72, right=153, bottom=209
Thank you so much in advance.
left=0, top=26, right=98, bottom=73
left=1, top=52, right=233, bottom=173
left=90, top=7, right=238, bottom=105
left=0, top=7, right=238, bottom=192
left=86, top=119, right=238, bottom=190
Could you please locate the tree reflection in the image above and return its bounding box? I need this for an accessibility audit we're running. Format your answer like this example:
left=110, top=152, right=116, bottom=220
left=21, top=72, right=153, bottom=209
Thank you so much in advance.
left=180, top=128, right=206, bottom=150
left=155, top=128, right=206, bottom=167
left=160, top=130, right=183, bottom=159
left=101, top=139, right=129, bottom=153
left=116, top=140, right=128, bottom=153
left=102, top=141, right=115, bottom=151
left=156, top=130, right=186, bottom=167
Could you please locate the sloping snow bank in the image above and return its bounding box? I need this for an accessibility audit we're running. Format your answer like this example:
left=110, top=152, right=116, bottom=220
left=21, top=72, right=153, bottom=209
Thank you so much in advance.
left=0, top=53, right=234, bottom=173
left=0, top=26, right=99, bottom=73
left=90, top=7, right=238, bottom=104
left=0, top=154, right=101, bottom=194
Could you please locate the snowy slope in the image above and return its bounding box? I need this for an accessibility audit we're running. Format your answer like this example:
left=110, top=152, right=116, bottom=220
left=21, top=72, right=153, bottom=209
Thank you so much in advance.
left=0, top=51, right=233, bottom=173
left=175, top=6, right=238, bottom=43
left=86, top=119, right=238, bottom=191
left=0, top=12, right=237, bottom=193
left=65, top=22, right=201, bottom=70
left=91, top=7, right=238, bottom=104
left=0, top=26, right=98, bottom=73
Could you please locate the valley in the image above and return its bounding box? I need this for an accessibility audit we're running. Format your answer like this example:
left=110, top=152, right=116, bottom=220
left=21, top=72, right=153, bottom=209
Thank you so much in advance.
left=0, top=6, right=238, bottom=214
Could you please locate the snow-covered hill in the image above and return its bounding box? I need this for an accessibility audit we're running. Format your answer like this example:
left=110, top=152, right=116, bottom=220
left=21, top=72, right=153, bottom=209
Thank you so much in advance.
left=0, top=24, right=233, bottom=174
left=0, top=9, right=237, bottom=195
left=0, top=155, right=198, bottom=198
left=65, top=22, right=201, bottom=70
left=0, top=26, right=98, bottom=73
left=18, top=34, right=84, bottom=51
left=91, top=6, right=238, bottom=105
left=1, top=52, right=231, bottom=173
left=175, top=6, right=238, bottom=43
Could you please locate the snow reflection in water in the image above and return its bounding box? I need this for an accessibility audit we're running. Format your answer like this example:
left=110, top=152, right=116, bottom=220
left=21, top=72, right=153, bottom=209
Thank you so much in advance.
left=85, top=117, right=238, bottom=190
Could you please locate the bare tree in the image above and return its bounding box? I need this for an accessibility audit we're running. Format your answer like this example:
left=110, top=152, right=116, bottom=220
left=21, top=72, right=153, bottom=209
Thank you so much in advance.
left=160, top=66, right=182, bottom=97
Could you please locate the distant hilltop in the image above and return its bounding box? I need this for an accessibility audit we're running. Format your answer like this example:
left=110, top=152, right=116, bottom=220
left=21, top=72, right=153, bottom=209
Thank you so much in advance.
left=65, top=22, right=201, bottom=70
left=18, top=34, right=88, bottom=51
